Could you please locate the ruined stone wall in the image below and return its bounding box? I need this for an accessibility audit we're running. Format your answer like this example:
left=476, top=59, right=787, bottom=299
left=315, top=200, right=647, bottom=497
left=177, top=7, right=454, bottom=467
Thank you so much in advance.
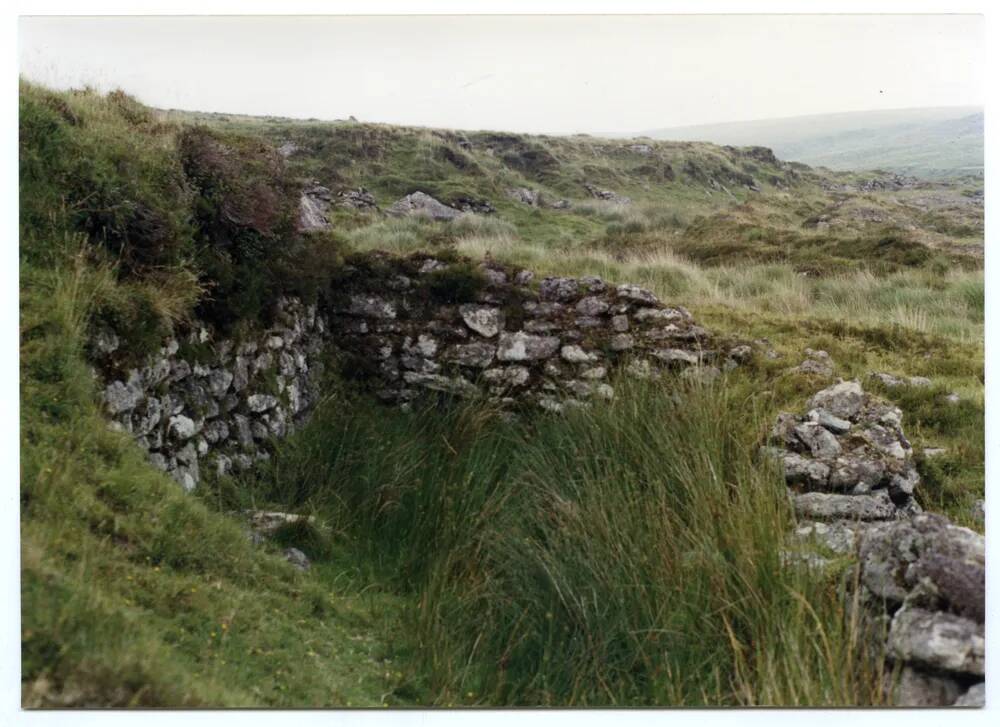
left=96, top=298, right=330, bottom=491
left=768, top=382, right=985, bottom=707
left=95, top=255, right=745, bottom=492
left=327, top=254, right=746, bottom=411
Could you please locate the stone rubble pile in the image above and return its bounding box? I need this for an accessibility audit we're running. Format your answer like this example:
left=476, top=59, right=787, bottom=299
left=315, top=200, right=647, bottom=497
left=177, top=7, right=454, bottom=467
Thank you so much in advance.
left=767, top=380, right=921, bottom=521
left=769, top=380, right=985, bottom=707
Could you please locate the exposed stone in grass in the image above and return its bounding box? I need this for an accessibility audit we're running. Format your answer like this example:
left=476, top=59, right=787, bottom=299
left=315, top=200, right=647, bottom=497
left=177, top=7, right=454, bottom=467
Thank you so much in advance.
left=386, top=191, right=462, bottom=221
left=298, top=183, right=332, bottom=231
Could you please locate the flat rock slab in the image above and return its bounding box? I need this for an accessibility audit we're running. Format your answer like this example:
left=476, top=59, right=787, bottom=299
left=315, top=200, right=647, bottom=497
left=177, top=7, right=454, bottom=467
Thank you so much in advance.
left=793, top=491, right=896, bottom=521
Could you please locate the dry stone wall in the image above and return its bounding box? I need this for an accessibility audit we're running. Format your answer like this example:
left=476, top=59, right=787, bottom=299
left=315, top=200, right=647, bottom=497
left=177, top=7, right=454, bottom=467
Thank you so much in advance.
left=326, top=254, right=746, bottom=411
left=768, top=381, right=985, bottom=707
left=96, top=298, right=329, bottom=491
left=95, top=254, right=746, bottom=492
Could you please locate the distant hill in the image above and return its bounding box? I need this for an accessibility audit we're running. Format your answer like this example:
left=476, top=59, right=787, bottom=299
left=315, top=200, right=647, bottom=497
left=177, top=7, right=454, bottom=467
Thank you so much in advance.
left=638, top=107, right=983, bottom=179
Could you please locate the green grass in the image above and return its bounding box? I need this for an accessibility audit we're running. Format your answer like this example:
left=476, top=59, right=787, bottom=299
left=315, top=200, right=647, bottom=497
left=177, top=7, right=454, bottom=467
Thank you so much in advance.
left=230, top=377, right=888, bottom=706
left=20, top=240, right=420, bottom=707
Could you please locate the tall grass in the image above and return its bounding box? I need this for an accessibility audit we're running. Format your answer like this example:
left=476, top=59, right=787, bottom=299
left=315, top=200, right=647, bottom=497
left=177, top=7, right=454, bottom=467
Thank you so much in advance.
left=240, top=376, right=887, bottom=706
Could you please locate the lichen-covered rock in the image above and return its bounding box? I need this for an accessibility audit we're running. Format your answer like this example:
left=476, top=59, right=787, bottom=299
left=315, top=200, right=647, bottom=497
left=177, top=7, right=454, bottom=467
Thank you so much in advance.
left=793, top=491, right=897, bottom=521
left=444, top=342, right=496, bottom=368
left=349, top=295, right=397, bottom=320
left=539, top=277, right=580, bottom=302
left=497, top=332, right=561, bottom=361
left=104, top=376, right=144, bottom=415
left=890, top=666, right=962, bottom=707
left=808, top=380, right=864, bottom=420
left=459, top=304, right=503, bottom=338
left=888, top=608, right=984, bottom=677
left=792, top=520, right=865, bottom=555
left=283, top=547, right=311, bottom=572
left=858, top=514, right=984, bottom=617
left=386, top=191, right=461, bottom=221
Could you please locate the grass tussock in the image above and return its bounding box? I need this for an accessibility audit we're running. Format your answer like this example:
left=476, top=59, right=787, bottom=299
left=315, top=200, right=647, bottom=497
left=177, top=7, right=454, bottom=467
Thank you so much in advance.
left=235, top=378, right=888, bottom=706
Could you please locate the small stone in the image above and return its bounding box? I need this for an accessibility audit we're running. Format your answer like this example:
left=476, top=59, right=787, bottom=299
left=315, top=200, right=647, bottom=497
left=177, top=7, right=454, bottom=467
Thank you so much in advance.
left=779, top=452, right=831, bottom=488
left=167, top=415, right=197, bottom=441
left=616, top=284, right=659, bottom=305
left=246, top=394, right=278, bottom=413
left=610, top=334, right=634, bottom=351
left=611, top=315, right=629, bottom=332
left=808, top=380, right=865, bottom=420
left=93, top=329, right=120, bottom=355
left=651, top=348, right=698, bottom=366
left=890, top=666, right=962, bottom=707
left=576, top=296, right=610, bottom=316
left=349, top=295, right=397, bottom=320
left=482, top=366, right=530, bottom=389
left=793, top=521, right=863, bottom=555
left=561, top=345, right=598, bottom=363
left=796, top=358, right=834, bottom=377
left=794, top=422, right=843, bottom=458
left=459, top=305, right=503, bottom=338
left=539, top=277, right=580, bottom=302
left=497, top=332, right=560, bottom=361
left=208, top=369, right=234, bottom=398
left=104, top=379, right=144, bottom=415
left=284, top=547, right=311, bottom=572
left=402, top=372, right=478, bottom=397
left=953, top=682, right=985, bottom=707
left=807, top=408, right=851, bottom=434
left=419, top=259, right=447, bottom=274
left=444, top=342, right=496, bottom=368
left=514, top=270, right=534, bottom=286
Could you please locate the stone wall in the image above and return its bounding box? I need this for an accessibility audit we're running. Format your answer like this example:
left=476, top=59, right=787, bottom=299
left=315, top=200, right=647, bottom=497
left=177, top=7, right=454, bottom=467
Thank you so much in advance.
left=95, top=254, right=746, bottom=491
left=769, top=381, right=985, bottom=707
left=96, top=298, right=329, bottom=491
left=327, top=253, right=746, bottom=411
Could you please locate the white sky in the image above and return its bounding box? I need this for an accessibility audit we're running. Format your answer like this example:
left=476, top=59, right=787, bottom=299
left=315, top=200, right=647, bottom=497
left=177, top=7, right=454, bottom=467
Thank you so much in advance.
left=18, top=14, right=985, bottom=134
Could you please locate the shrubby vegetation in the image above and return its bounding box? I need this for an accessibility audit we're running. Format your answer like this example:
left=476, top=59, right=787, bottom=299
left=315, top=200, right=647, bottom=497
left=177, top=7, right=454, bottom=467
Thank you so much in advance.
left=20, top=82, right=984, bottom=706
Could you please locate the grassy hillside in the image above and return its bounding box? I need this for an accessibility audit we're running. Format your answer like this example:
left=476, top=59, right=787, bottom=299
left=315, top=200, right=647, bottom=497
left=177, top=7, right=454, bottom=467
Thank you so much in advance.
left=20, top=82, right=984, bottom=707
left=639, top=107, right=984, bottom=180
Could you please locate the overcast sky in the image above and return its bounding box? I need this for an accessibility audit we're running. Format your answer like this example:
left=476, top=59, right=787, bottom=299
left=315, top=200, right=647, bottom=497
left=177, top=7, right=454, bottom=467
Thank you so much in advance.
left=18, top=14, right=985, bottom=134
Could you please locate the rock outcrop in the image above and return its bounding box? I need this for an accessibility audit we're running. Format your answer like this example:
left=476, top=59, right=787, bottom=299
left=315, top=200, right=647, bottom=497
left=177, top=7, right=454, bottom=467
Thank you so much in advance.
left=298, top=183, right=333, bottom=231
left=386, top=191, right=462, bottom=221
